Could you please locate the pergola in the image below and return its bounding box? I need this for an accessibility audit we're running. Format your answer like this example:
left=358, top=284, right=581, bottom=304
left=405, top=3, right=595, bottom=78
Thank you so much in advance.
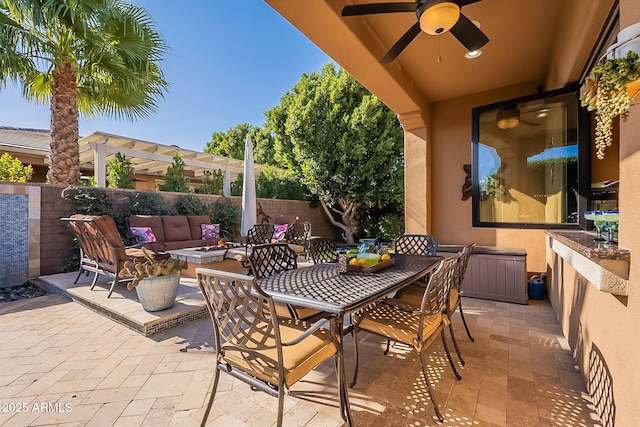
left=78, top=131, right=263, bottom=194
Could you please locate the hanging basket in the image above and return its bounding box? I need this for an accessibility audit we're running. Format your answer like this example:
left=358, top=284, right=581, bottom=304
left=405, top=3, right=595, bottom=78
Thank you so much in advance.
left=135, top=273, right=180, bottom=312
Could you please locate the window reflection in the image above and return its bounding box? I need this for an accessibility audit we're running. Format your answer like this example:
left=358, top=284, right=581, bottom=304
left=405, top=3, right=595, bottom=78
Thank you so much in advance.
left=473, top=91, right=581, bottom=226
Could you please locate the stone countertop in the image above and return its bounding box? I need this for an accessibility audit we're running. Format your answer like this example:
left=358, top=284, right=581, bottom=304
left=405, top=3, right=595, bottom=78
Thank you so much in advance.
left=546, top=230, right=630, bottom=262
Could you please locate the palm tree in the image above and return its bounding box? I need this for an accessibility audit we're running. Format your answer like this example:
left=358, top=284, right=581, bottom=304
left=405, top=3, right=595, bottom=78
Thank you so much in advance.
left=0, top=0, right=168, bottom=184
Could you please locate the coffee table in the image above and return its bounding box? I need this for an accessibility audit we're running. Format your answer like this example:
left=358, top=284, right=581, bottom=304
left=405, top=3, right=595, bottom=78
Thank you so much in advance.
left=167, top=246, right=245, bottom=278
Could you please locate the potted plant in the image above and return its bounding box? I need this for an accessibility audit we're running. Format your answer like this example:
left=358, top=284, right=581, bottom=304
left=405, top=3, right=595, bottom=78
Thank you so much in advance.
left=118, top=248, right=187, bottom=312
left=580, top=50, right=640, bottom=159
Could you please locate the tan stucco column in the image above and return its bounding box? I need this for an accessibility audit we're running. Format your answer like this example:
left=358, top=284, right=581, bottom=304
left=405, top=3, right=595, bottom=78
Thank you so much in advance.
left=399, top=110, right=431, bottom=234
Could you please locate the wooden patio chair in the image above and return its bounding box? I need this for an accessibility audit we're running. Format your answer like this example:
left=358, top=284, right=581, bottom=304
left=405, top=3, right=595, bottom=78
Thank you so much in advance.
left=350, top=253, right=462, bottom=423
left=196, top=268, right=346, bottom=427
left=306, top=237, right=338, bottom=264
left=61, top=214, right=168, bottom=298
left=248, top=243, right=325, bottom=321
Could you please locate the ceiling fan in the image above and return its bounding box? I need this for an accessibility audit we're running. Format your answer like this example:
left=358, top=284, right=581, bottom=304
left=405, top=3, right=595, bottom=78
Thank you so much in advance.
left=496, top=106, right=541, bottom=130
left=341, top=0, right=490, bottom=63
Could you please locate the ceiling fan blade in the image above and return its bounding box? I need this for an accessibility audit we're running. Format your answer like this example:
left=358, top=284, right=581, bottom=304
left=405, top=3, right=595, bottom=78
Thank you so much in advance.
left=381, top=22, right=421, bottom=63
left=341, top=2, right=417, bottom=17
left=449, top=13, right=489, bottom=51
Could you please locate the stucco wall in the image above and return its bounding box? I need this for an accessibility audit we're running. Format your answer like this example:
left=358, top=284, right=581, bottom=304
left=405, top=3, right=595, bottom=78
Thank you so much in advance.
left=546, top=248, right=639, bottom=425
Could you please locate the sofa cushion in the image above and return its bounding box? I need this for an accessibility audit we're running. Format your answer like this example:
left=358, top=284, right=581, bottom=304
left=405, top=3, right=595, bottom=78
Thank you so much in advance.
left=201, top=223, right=220, bottom=240
left=129, top=215, right=165, bottom=242
left=272, top=224, right=288, bottom=241
left=187, top=215, right=212, bottom=240
left=129, top=226, right=157, bottom=243
left=162, top=216, right=191, bottom=242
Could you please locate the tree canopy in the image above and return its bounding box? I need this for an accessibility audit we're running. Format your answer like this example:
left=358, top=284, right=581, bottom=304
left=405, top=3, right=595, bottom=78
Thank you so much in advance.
left=265, top=63, right=404, bottom=242
left=0, top=0, right=168, bottom=184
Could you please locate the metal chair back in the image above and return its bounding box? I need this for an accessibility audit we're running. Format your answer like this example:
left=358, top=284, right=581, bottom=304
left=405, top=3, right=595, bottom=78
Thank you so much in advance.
left=393, top=234, right=439, bottom=256
left=284, top=222, right=311, bottom=247
left=248, top=243, right=298, bottom=279
left=307, top=237, right=338, bottom=264
left=246, top=224, right=275, bottom=246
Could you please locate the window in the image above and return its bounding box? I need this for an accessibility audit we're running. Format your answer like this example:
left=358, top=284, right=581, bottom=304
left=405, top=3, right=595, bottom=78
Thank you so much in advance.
left=472, top=87, right=589, bottom=228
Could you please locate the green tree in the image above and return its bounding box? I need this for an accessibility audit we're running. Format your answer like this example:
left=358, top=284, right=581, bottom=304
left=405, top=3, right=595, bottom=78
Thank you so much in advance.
left=205, top=123, right=278, bottom=166
left=266, top=63, right=404, bottom=243
left=0, top=0, right=168, bottom=185
left=0, top=152, right=33, bottom=182
left=195, top=169, right=224, bottom=195
left=256, top=165, right=308, bottom=200
left=158, top=153, right=189, bottom=193
left=205, top=123, right=254, bottom=160
left=230, top=172, right=243, bottom=197
left=107, top=152, right=135, bottom=189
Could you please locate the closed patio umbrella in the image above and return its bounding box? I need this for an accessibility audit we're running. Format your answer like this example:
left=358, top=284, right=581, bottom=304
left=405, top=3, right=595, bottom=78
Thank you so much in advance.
left=240, top=134, right=257, bottom=237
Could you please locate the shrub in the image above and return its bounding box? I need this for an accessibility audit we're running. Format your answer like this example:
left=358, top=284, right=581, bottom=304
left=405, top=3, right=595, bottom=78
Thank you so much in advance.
left=195, top=170, right=224, bottom=195
left=210, top=197, right=240, bottom=238
left=0, top=153, right=33, bottom=182
left=175, top=194, right=209, bottom=216
left=121, top=191, right=170, bottom=216
left=61, top=186, right=113, bottom=215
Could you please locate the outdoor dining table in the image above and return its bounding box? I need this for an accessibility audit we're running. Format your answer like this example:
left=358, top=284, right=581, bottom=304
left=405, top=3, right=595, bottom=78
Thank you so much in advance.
left=256, top=253, right=443, bottom=425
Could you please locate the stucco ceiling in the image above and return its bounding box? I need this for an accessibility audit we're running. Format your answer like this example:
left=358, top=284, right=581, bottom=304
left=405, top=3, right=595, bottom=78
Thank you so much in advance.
left=267, top=0, right=616, bottom=116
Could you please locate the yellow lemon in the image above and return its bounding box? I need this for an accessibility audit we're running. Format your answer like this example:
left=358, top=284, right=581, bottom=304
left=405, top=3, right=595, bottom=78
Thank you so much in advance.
left=358, top=259, right=366, bottom=266
left=349, top=258, right=359, bottom=266
left=381, top=254, right=391, bottom=261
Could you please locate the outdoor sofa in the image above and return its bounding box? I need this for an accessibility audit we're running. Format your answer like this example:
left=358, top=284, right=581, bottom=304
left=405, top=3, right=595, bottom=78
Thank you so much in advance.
left=127, top=215, right=227, bottom=250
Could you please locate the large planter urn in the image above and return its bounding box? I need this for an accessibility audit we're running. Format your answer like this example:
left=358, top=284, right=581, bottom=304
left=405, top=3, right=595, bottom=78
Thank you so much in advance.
left=135, top=273, right=180, bottom=312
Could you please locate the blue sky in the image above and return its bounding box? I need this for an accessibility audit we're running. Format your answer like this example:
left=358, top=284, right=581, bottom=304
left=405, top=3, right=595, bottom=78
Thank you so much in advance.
left=0, top=1, right=331, bottom=152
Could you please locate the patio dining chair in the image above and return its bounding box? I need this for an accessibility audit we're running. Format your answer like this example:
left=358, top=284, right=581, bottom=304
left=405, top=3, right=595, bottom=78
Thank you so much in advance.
left=350, top=253, right=462, bottom=423
left=307, top=237, right=338, bottom=264
left=248, top=243, right=325, bottom=321
left=391, top=243, right=476, bottom=365
left=196, top=268, right=347, bottom=427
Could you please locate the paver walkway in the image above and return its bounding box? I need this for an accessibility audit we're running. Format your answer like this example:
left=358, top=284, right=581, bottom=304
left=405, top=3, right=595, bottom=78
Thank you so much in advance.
left=0, top=291, right=597, bottom=426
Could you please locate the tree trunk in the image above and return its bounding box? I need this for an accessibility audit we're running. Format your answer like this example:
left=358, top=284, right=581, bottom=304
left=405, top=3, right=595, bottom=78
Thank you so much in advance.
left=320, top=199, right=359, bottom=243
left=47, top=62, right=80, bottom=185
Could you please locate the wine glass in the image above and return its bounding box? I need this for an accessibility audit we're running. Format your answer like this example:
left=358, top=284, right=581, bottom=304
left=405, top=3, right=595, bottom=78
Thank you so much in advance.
left=593, top=211, right=606, bottom=241
left=603, top=210, right=619, bottom=243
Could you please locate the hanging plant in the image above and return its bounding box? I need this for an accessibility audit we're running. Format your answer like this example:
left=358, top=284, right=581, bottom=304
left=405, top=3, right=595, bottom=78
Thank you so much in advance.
left=580, top=50, right=640, bottom=159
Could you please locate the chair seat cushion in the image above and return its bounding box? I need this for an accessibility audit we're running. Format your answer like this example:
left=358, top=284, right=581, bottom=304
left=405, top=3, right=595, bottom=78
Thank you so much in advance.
left=394, top=282, right=426, bottom=307
left=356, top=302, right=442, bottom=349
left=274, top=304, right=324, bottom=321
left=221, top=319, right=336, bottom=387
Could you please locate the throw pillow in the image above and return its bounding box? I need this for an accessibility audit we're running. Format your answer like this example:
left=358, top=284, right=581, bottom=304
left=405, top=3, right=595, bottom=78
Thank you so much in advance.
left=201, top=223, right=220, bottom=240
left=272, top=224, right=288, bottom=241
left=130, top=226, right=157, bottom=243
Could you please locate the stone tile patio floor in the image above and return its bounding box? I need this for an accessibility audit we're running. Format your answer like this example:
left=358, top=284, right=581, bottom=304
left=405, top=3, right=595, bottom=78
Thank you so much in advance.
left=0, top=275, right=599, bottom=426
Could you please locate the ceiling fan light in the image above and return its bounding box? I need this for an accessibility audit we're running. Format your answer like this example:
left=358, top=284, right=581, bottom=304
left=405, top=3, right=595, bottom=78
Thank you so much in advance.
left=497, top=117, right=519, bottom=129
left=496, top=109, right=520, bottom=129
left=418, top=2, right=461, bottom=35
left=465, top=49, right=482, bottom=59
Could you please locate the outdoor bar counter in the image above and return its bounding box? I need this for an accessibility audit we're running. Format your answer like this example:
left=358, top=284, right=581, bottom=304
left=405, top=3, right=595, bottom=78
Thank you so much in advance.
left=546, top=230, right=630, bottom=296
